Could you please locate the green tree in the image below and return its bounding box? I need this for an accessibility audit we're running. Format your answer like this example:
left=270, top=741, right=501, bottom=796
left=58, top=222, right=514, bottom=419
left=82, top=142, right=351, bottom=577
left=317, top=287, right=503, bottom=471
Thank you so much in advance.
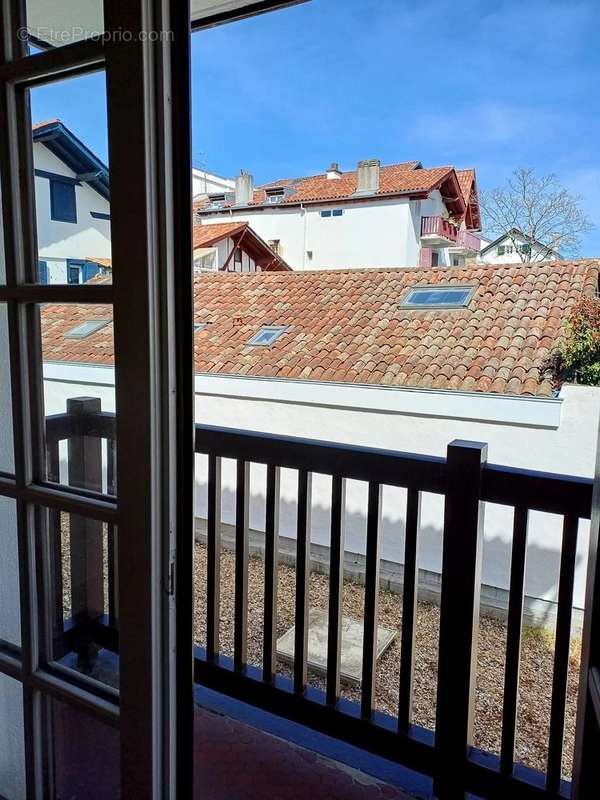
left=548, top=297, right=600, bottom=386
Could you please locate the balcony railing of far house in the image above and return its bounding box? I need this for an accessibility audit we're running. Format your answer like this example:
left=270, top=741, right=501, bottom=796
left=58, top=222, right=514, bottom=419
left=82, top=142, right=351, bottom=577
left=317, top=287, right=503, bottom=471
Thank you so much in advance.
left=45, top=397, right=593, bottom=800
left=420, top=215, right=459, bottom=244
left=450, top=229, right=482, bottom=254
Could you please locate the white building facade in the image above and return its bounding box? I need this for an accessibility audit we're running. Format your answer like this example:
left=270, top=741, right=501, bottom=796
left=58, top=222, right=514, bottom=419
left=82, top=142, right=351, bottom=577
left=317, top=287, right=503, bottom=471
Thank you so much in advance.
left=33, top=120, right=111, bottom=284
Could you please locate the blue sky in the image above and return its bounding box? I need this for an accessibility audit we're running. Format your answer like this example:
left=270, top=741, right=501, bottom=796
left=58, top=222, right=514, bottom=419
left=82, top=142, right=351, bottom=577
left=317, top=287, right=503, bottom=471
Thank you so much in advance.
left=31, top=0, right=600, bottom=253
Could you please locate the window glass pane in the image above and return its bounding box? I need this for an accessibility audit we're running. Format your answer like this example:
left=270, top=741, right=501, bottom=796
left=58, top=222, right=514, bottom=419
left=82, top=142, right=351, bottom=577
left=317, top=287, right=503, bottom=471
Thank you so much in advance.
left=0, top=498, right=20, bottom=649
left=49, top=698, right=119, bottom=799
left=0, top=303, right=14, bottom=474
left=40, top=507, right=119, bottom=690
left=31, top=73, right=111, bottom=285
left=26, top=1, right=103, bottom=49
left=404, top=287, right=471, bottom=307
left=40, top=303, right=116, bottom=495
left=0, top=673, right=25, bottom=800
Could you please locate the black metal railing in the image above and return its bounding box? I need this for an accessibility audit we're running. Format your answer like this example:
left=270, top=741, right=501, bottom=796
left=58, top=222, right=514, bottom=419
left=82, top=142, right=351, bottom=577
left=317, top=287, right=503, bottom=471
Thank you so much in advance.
left=45, top=399, right=594, bottom=800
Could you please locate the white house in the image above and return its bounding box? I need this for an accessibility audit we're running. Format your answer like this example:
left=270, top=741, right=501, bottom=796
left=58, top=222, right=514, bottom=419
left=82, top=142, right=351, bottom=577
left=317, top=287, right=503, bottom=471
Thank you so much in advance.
left=33, top=119, right=112, bottom=284
left=478, top=228, right=561, bottom=264
left=194, top=160, right=483, bottom=271
left=39, top=259, right=600, bottom=628
left=192, top=166, right=235, bottom=199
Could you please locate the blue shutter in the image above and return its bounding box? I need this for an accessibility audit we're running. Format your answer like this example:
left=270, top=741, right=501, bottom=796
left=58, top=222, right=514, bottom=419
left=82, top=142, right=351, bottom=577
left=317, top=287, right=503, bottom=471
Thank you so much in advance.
left=39, top=260, right=48, bottom=284
left=83, top=263, right=100, bottom=283
left=50, top=180, right=77, bottom=223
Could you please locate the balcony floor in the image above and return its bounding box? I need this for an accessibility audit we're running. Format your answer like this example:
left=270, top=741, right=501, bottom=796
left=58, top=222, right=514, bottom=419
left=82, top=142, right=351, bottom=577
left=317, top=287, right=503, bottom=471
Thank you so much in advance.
left=194, top=704, right=414, bottom=799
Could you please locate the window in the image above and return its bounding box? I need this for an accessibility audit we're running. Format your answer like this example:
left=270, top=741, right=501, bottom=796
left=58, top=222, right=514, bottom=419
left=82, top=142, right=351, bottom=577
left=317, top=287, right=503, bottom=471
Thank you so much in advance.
left=234, top=248, right=242, bottom=267
left=67, top=264, right=82, bottom=284
left=247, top=325, right=288, bottom=346
left=39, top=260, right=49, bottom=284
left=320, top=210, right=331, bottom=217
left=431, top=251, right=439, bottom=267
left=497, top=245, right=505, bottom=255
left=268, top=239, right=281, bottom=254
left=402, top=285, right=475, bottom=308
left=50, top=178, right=77, bottom=223
left=320, top=209, right=344, bottom=218
left=64, top=320, right=111, bottom=339
left=265, top=188, right=285, bottom=204
left=520, top=243, right=531, bottom=254
left=193, top=248, right=217, bottom=272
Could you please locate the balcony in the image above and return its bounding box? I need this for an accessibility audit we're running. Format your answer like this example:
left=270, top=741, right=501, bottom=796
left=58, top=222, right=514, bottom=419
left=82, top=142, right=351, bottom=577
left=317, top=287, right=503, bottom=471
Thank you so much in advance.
left=420, top=216, right=459, bottom=247
left=44, top=399, right=594, bottom=800
left=448, top=229, right=482, bottom=256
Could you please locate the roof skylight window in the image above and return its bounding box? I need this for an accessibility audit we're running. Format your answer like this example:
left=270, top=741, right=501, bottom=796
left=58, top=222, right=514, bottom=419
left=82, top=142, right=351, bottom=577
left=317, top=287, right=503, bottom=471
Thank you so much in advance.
left=64, top=319, right=110, bottom=338
left=265, top=187, right=285, bottom=204
left=402, top=285, right=475, bottom=308
left=194, top=323, right=206, bottom=332
left=247, top=325, right=287, bottom=346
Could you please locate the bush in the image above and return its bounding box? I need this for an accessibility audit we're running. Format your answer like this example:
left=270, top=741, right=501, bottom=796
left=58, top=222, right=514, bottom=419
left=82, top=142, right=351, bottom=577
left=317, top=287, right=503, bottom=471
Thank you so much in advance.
left=548, top=296, right=600, bottom=387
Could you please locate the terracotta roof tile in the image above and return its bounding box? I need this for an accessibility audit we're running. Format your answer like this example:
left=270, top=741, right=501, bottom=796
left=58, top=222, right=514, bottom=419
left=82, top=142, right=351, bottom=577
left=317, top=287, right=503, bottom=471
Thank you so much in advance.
left=39, top=259, right=600, bottom=397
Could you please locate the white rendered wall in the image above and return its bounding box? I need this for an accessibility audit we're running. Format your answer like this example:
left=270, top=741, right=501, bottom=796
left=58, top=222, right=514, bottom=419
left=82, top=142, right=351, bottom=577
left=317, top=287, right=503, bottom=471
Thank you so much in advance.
left=34, top=144, right=111, bottom=281
left=477, top=235, right=552, bottom=264
left=42, top=361, right=599, bottom=612
left=192, top=168, right=234, bottom=198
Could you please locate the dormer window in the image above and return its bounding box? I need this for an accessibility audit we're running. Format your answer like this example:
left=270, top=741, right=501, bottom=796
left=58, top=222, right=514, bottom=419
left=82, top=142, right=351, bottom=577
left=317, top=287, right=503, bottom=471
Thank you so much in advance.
left=265, top=187, right=285, bottom=204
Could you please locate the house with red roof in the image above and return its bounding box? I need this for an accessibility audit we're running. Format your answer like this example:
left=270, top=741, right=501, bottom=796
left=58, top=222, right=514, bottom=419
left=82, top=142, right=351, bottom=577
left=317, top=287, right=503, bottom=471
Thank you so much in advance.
left=33, top=120, right=112, bottom=285
left=194, top=159, right=483, bottom=271
left=193, top=220, right=290, bottom=272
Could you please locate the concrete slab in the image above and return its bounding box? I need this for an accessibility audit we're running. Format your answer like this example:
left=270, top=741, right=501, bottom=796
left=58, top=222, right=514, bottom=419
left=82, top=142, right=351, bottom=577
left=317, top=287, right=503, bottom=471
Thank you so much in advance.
left=276, top=608, right=397, bottom=687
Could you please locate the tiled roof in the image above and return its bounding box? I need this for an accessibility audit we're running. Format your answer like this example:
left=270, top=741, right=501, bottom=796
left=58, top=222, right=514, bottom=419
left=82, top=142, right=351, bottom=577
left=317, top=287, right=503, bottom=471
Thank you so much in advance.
left=193, top=221, right=247, bottom=248
left=39, top=260, right=599, bottom=397
left=195, top=163, right=467, bottom=216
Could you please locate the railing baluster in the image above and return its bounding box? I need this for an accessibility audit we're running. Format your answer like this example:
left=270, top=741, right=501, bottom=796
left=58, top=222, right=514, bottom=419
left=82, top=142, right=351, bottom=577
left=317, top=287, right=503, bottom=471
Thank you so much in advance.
left=361, top=481, right=382, bottom=719
left=206, top=454, right=222, bottom=661
left=398, top=488, right=421, bottom=732
left=326, top=475, right=346, bottom=706
left=500, top=506, right=529, bottom=775
left=294, top=469, right=312, bottom=694
left=434, top=440, right=487, bottom=799
left=263, top=464, right=280, bottom=682
left=234, top=459, right=250, bottom=672
left=546, top=514, right=579, bottom=792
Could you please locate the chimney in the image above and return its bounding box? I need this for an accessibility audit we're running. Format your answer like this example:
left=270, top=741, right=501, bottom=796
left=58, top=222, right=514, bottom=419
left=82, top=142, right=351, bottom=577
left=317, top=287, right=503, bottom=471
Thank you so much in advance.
left=356, top=159, right=380, bottom=193
left=235, top=170, right=254, bottom=205
left=326, top=161, right=342, bottom=180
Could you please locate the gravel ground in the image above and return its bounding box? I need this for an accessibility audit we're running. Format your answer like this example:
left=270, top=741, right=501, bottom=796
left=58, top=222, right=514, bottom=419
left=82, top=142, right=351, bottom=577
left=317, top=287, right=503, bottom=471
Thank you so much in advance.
left=193, top=543, right=581, bottom=780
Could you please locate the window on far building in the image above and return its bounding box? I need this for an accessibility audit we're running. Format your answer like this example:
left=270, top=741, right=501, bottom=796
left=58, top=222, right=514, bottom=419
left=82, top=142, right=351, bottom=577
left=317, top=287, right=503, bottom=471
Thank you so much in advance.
left=49, top=178, right=77, bottom=223
left=431, top=251, right=439, bottom=266
left=268, top=239, right=281, bottom=254
left=67, top=263, right=82, bottom=284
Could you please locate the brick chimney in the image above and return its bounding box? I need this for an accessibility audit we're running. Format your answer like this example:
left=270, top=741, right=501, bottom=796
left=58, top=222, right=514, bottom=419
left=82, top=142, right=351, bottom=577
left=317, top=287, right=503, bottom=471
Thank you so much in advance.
left=235, top=170, right=254, bottom=205
left=356, top=159, right=380, bottom=193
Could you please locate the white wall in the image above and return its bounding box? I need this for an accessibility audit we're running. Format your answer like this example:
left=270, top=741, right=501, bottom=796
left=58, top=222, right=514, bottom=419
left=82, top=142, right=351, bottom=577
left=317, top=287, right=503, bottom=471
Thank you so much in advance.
left=192, top=168, right=234, bottom=199
left=34, top=144, right=111, bottom=281
left=42, top=361, right=599, bottom=613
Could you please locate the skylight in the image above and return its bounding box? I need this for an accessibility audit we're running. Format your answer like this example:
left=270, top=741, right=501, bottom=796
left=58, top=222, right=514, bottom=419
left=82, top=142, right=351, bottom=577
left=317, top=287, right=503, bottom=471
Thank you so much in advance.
left=402, top=286, right=475, bottom=309
left=64, top=319, right=110, bottom=339
left=247, top=326, right=287, bottom=346
left=194, top=323, right=205, bottom=332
